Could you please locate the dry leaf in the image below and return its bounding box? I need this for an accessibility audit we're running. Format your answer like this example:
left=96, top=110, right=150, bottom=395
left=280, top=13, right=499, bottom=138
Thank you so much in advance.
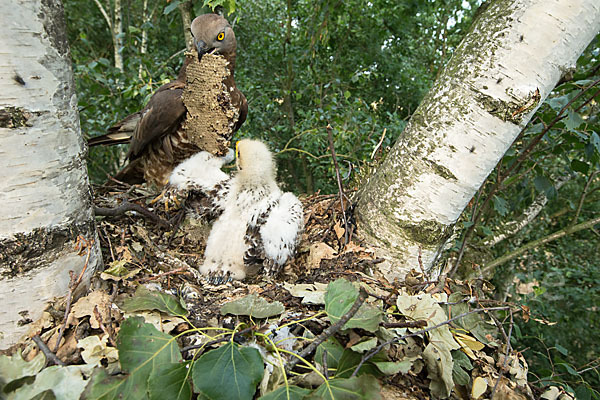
left=471, top=376, right=488, bottom=399
left=333, top=221, right=345, bottom=240
left=453, top=331, right=485, bottom=359
left=306, top=242, right=336, bottom=270
left=68, top=290, right=113, bottom=329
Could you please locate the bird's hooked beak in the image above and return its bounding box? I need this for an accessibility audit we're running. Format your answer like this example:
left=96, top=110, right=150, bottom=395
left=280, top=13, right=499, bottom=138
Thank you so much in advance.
left=195, top=39, right=208, bottom=60
left=194, top=39, right=216, bottom=61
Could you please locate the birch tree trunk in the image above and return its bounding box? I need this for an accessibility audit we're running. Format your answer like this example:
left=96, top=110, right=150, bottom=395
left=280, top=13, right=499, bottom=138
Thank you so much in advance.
left=0, top=0, right=102, bottom=349
left=92, top=0, right=124, bottom=71
left=355, top=0, right=600, bottom=281
left=113, top=0, right=124, bottom=71
left=179, top=0, right=194, bottom=51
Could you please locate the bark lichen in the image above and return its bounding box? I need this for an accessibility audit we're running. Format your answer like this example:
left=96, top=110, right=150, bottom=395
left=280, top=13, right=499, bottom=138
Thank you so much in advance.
left=0, top=107, right=34, bottom=128
left=0, top=221, right=96, bottom=278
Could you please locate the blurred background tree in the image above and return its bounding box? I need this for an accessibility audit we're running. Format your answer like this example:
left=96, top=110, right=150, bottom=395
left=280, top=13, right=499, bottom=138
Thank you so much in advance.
left=64, top=0, right=599, bottom=395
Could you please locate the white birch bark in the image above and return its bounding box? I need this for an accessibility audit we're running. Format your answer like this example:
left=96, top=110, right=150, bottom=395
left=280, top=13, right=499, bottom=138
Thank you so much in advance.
left=355, top=0, right=600, bottom=281
left=0, top=0, right=102, bottom=349
left=92, top=0, right=124, bottom=71
left=179, top=0, right=194, bottom=51
left=113, top=0, right=124, bottom=71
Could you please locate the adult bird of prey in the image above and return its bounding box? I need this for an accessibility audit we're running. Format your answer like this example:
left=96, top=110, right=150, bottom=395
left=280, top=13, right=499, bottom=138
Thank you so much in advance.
left=88, top=14, right=247, bottom=187
left=169, top=139, right=304, bottom=284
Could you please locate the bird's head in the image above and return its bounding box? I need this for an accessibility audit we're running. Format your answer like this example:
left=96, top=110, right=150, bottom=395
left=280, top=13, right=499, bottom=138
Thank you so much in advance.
left=235, top=139, right=276, bottom=183
left=190, top=14, right=237, bottom=61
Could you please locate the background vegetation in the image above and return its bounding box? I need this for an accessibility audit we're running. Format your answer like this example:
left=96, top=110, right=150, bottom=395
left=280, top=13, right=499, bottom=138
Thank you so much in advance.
left=64, top=0, right=599, bottom=394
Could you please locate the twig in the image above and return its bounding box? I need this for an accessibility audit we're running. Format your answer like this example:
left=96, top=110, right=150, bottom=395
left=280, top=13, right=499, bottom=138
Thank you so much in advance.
left=351, top=306, right=510, bottom=377
left=370, top=128, right=387, bottom=159
left=382, top=320, right=427, bottom=329
left=491, top=309, right=514, bottom=399
left=326, top=124, right=349, bottom=246
left=53, top=237, right=93, bottom=353
left=93, top=305, right=117, bottom=347
left=94, top=200, right=171, bottom=229
left=417, top=246, right=429, bottom=281
left=102, top=226, right=116, bottom=262
left=32, top=335, right=66, bottom=366
left=181, top=326, right=254, bottom=353
left=571, top=170, right=598, bottom=226
left=483, top=216, right=600, bottom=272
left=138, top=267, right=190, bottom=282
left=286, top=287, right=368, bottom=373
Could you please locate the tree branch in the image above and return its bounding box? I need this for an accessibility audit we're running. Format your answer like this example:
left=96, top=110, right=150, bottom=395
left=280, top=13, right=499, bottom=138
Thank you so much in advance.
left=92, top=0, right=112, bottom=30
left=571, top=170, right=598, bottom=226
left=485, top=173, right=572, bottom=247
left=286, top=287, right=368, bottom=373
left=483, top=216, right=600, bottom=272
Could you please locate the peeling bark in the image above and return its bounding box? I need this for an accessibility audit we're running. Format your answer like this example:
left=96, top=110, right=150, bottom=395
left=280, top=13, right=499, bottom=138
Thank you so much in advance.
left=0, top=0, right=102, bottom=348
left=355, top=0, right=600, bottom=280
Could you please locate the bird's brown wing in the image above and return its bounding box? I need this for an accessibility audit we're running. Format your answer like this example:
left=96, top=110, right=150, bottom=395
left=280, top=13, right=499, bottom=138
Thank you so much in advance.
left=127, top=80, right=186, bottom=160
left=234, top=91, right=248, bottom=132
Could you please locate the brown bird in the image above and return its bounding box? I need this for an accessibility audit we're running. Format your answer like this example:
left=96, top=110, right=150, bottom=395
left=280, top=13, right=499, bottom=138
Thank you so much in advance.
left=88, top=13, right=247, bottom=187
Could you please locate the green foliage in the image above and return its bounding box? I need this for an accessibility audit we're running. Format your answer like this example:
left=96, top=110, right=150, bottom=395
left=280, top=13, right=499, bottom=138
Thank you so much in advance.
left=85, top=317, right=184, bottom=399
left=192, top=342, right=264, bottom=400
left=220, top=293, right=285, bottom=318
left=119, top=285, right=188, bottom=316
left=308, top=375, right=382, bottom=400
left=324, top=278, right=382, bottom=332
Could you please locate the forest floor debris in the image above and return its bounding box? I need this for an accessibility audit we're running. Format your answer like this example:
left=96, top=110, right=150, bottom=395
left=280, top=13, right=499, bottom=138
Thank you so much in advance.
left=0, top=183, right=559, bottom=400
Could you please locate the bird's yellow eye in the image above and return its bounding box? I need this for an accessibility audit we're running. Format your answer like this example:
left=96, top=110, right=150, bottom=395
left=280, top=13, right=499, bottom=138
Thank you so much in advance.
left=217, top=32, right=225, bottom=41
left=235, top=141, right=240, bottom=158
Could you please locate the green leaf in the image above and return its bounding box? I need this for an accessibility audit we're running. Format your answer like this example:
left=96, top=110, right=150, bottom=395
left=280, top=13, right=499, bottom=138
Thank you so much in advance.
left=492, top=195, right=509, bottom=216
left=372, top=359, right=413, bottom=375
left=307, top=375, right=382, bottom=400
left=148, top=362, right=192, bottom=400
left=590, top=131, right=600, bottom=154
left=9, top=365, right=93, bottom=400
left=192, top=342, right=264, bottom=400
left=0, top=352, right=45, bottom=384
left=350, top=337, right=378, bottom=353
left=324, top=279, right=382, bottom=332
left=259, top=385, right=311, bottom=400
left=533, top=176, right=553, bottom=195
left=564, top=110, right=585, bottom=131
left=163, top=0, right=181, bottom=15
left=423, top=342, right=454, bottom=398
left=334, top=349, right=383, bottom=378
left=555, top=343, right=569, bottom=356
left=314, top=337, right=344, bottom=370
left=451, top=350, right=473, bottom=386
left=546, top=95, right=569, bottom=111
left=119, top=286, right=187, bottom=317
left=574, top=385, right=592, bottom=400
left=220, top=294, right=285, bottom=318
left=84, top=317, right=182, bottom=399
left=344, top=90, right=351, bottom=99
left=570, top=159, right=589, bottom=174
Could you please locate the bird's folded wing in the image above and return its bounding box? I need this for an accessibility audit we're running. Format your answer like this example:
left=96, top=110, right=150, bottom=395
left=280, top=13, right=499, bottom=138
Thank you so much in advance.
left=128, top=81, right=186, bottom=160
left=258, top=192, right=304, bottom=266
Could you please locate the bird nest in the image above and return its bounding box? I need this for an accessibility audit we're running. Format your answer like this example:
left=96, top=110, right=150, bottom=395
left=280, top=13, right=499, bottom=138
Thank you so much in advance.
left=2, top=183, right=542, bottom=400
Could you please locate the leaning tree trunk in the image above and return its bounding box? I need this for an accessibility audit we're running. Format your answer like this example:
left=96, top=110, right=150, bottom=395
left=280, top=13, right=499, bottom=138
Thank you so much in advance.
left=0, top=0, right=102, bottom=349
left=355, top=0, right=600, bottom=281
